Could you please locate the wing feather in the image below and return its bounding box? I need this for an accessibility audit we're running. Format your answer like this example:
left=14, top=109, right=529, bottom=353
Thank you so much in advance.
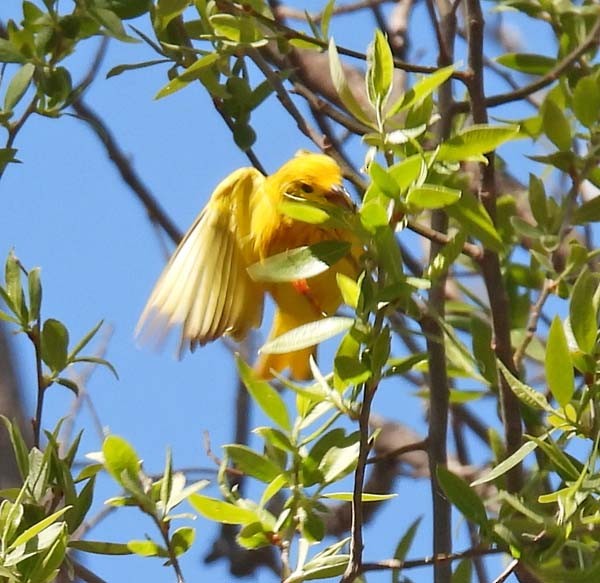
left=136, top=167, right=265, bottom=353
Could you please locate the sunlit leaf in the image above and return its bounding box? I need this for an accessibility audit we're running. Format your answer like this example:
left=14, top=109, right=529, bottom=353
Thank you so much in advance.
left=260, top=317, right=354, bottom=354
left=545, top=317, right=574, bottom=407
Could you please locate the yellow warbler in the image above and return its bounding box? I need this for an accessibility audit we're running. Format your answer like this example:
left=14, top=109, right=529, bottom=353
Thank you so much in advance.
left=137, top=152, right=360, bottom=379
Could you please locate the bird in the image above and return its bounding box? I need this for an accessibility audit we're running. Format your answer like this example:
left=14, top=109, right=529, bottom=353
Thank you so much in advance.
left=136, top=152, right=361, bottom=380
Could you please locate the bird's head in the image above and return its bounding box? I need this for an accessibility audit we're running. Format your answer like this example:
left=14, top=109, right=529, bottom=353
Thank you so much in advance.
left=267, top=153, right=355, bottom=211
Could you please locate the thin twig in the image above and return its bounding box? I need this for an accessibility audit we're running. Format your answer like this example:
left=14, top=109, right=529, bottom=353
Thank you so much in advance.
left=454, top=16, right=600, bottom=113
left=341, top=380, right=378, bottom=583
left=248, top=48, right=326, bottom=149
left=71, top=99, right=182, bottom=244
left=360, top=546, right=504, bottom=573
left=491, top=559, right=519, bottom=583
left=61, top=327, right=113, bottom=452
left=513, top=279, right=554, bottom=368
left=366, top=439, right=427, bottom=464
left=277, top=0, right=393, bottom=23
left=220, top=0, right=466, bottom=79
left=27, top=325, right=45, bottom=448
left=71, top=559, right=109, bottom=583
left=406, top=220, right=483, bottom=260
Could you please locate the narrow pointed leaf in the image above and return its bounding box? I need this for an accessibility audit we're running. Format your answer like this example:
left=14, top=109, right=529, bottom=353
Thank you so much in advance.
left=236, top=356, right=291, bottom=430
left=247, top=241, right=350, bottom=283
left=471, top=439, right=539, bottom=486
left=437, top=466, right=488, bottom=527
left=545, top=317, right=574, bottom=407
left=260, top=317, right=354, bottom=354
left=189, top=494, right=259, bottom=524
left=498, top=360, right=553, bottom=412
left=328, top=38, right=373, bottom=126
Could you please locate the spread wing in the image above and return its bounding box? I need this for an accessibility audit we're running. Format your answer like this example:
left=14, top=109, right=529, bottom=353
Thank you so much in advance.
left=136, top=167, right=265, bottom=354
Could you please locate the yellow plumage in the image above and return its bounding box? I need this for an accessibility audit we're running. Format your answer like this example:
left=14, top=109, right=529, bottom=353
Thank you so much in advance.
left=137, top=153, right=360, bottom=380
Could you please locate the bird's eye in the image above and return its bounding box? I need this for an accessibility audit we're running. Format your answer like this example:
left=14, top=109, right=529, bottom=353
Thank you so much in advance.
left=300, top=183, right=314, bottom=194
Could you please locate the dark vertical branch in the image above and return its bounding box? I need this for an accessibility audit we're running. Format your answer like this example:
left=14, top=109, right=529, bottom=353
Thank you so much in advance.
left=464, top=0, right=523, bottom=493
left=452, top=415, right=489, bottom=583
left=422, top=0, right=456, bottom=581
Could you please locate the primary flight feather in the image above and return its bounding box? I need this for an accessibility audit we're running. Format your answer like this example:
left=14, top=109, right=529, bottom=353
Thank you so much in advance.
left=137, top=152, right=360, bottom=380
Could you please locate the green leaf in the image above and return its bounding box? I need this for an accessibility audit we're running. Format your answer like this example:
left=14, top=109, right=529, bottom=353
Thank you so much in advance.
left=8, top=507, right=69, bottom=549
left=28, top=267, right=42, bottom=322
left=545, top=317, right=574, bottom=407
left=528, top=174, right=547, bottom=226
left=572, top=75, right=600, bottom=128
left=236, top=356, right=291, bottom=431
left=106, top=59, right=169, bottom=79
left=321, top=492, right=396, bottom=502
left=69, top=320, right=103, bottom=359
left=247, top=241, right=350, bottom=283
left=320, top=0, right=335, bottom=38
left=68, top=540, right=132, bottom=555
left=366, top=29, right=393, bottom=108
left=4, top=63, right=35, bottom=112
left=1, top=416, right=29, bottom=479
left=446, top=191, right=503, bottom=252
left=155, top=76, right=191, bottom=100
left=102, top=435, right=140, bottom=487
left=437, top=466, right=488, bottom=527
left=334, top=330, right=371, bottom=389
left=66, top=475, right=95, bottom=533
left=5, top=250, right=24, bottom=320
left=171, top=526, right=195, bottom=556
left=189, top=494, right=259, bottom=524
left=388, top=64, right=455, bottom=116
left=328, top=38, right=373, bottom=126
left=319, top=434, right=360, bottom=483
left=369, top=161, right=401, bottom=198
left=471, top=316, right=497, bottom=386
left=41, top=319, right=69, bottom=372
left=260, top=316, right=354, bottom=354
left=224, top=444, right=282, bottom=482
left=178, top=52, right=220, bottom=82
left=542, top=99, right=571, bottom=151
left=569, top=269, right=599, bottom=354
left=392, top=517, right=422, bottom=583
left=360, top=198, right=389, bottom=232
left=496, top=53, right=556, bottom=75
left=573, top=195, right=600, bottom=225
left=127, top=539, right=168, bottom=557
left=438, top=124, right=520, bottom=162
left=71, top=356, right=119, bottom=379
left=406, top=183, right=461, bottom=210
left=471, top=439, right=540, bottom=486
left=254, top=427, right=295, bottom=453
left=0, top=39, right=25, bottom=63
left=237, top=521, right=272, bottom=549
left=388, top=154, right=424, bottom=192
left=383, top=353, right=427, bottom=377
left=452, top=559, right=473, bottom=583
left=497, top=360, right=553, bottom=412
left=279, top=200, right=331, bottom=224
left=154, top=0, right=190, bottom=32
left=336, top=273, right=359, bottom=310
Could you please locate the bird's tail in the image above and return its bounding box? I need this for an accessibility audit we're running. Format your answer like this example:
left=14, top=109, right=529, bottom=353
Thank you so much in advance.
left=255, top=308, right=315, bottom=380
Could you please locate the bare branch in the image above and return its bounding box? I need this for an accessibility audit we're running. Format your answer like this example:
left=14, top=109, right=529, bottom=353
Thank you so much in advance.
left=70, top=99, right=182, bottom=245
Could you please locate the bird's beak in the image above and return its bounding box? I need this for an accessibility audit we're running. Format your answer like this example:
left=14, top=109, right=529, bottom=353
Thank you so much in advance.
left=325, top=184, right=356, bottom=211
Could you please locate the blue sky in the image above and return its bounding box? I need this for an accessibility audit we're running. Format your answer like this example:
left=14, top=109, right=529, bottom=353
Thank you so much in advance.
left=0, top=1, right=556, bottom=581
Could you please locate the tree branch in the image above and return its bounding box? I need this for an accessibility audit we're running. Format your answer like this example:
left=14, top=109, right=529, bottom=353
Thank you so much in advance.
left=70, top=99, right=182, bottom=245
left=464, top=0, right=524, bottom=495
